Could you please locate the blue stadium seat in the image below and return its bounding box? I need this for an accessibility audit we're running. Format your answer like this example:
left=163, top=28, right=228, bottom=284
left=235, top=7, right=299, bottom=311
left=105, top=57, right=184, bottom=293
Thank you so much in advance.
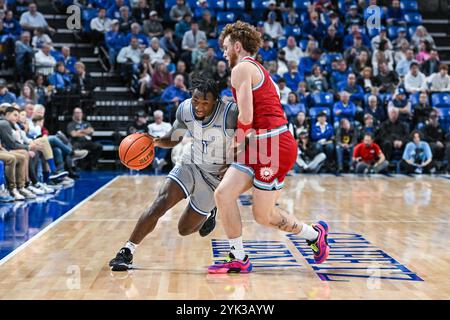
left=408, top=26, right=418, bottom=38
left=309, top=107, right=331, bottom=121
left=208, top=39, right=218, bottom=49
left=251, top=0, right=270, bottom=9
left=367, top=27, right=380, bottom=39
left=312, top=92, right=334, bottom=107
left=437, top=107, right=450, bottom=133
left=226, top=0, right=245, bottom=10
left=409, top=92, right=421, bottom=106
left=432, top=93, right=450, bottom=108
left=186, top=0, right=197, bottom=8
left=298, top=39, right=309, bottom=51
left=404, top=12, right=422, bottom=25
left=278, top=38, right=287, bottom=49
left=400, top=0, right=418, bottom=12
left=217, top=12, right=236, bottom=24
left=284, top=26, right=301, bottom=38
left=82, top=8, right=99, bottom=32
left=321, top=53, right=343, bottom=66
left=165, top=0, right=176, bottom=10
left=299, top=11, right=309, bottom=24
left=208, top=0, right=225, bottom=10
left=388, top=26, right=399, bottom=40
left=293, top=0, right=311, bottom=11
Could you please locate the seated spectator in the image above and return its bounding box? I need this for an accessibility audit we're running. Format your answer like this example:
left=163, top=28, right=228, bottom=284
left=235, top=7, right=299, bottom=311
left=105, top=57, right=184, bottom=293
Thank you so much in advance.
left=267, top=61, right=280, bottom=83
left=401, top=131, right=433, bottom=174
left=143, top=11, right=163, bottom=38
left=181, top=20, right=206, bottom=69
left=71, top=62, right=93, bottom=97
left=377, top=107, right=409, bottom=161
left=148, top=110, right=172, bottom=170
left=358, top=67, right=379, bottom=94
left=198, top=10, right=216, bottom=39
left=191, top=39, right=208, bottom=66
left=127, top=110, right=149, bottom=134
left=283, top=62, right=302, bottom=92
left=0, top=79, right=16, bottom=104
left=213, top=61, right=229, bottom=92
left=303, top=10, right=326, bottom=41
left=283, top=92, right=305, bottom=124
left=117, top=37, right=142, bottom=85
left=48, top=62, right=72, bottom=93
left=264, top=11, right=283, bottom=41
left=276, top=50, right=289, bottom=76
left=15, top=31, right=33, bottom=83
left=394, top=39, right=410, bottom=65
left=321, top=25, right=343, bottom=53
left=413, top=92, right=433, bottom=129
left=0, top=139, right=28, bottom=200
left=258, top=37, right=277, bottom=62
left=311, top=111, right=335, bottom=161
left=16, top=83, right=36, bottom=108
left=353, top=133, right=389, bottom=174
left=144, top=37, right=165, bottom=65
left=263, top=0, right=282, bottom=22
left=107, top=0, right=131, bottom=20
left=125, top=23, right=149, bottom=49
left=161, top=74, right=190, bottom=116
left=117, top=6, right=135, bottom=34
left=296, top=82, right=310, bottom=105
left=283, top=36, right=304, bottom=64
left=344, top=34, right=370, bottom=67
left=160, top=28, right=179, bottom=61
left=135, top=54, right=153, bottom=98
left=31, top=27, right=51, bottom=48
left=34, top=43, right=56, bottom=76
left=175, top=13, right=192, bottom=40
left=388, top=87, right=412, bottom=123
left=34, top=74, right=51, bottom=105
left=90, top=8, right=112, bottom=54
left=405, top=62, right=427, bottom=94
left=170, top=0, right=193, bottom=23
left=365, top=95, right=387, bottom=124
left=132, top=0, right=151, bottom=24
left=375, top=62, right=399, bottom=94
left=351, top=51, right=371, bottom=75
left=277, top=78, right=291, bottom=105
left=306, top=64, right=328, bottom=93
left=290, top=111, right=309, bottom=139
left=372, top=40, right=394, bottom=75
left=421, top=49, right=440, bottom=76
left=330, top=59, right=350, bottom=92
left=344, top=6, right=363, bottom=30
left=105, top=19, right=125, bottom=71
left=396, top=49, right=417, bottom=78
left=298, top=48, right=322, bottom=79
left=386, top=0, right=406, bottom=26
left=422, top=110, right=450, bottom=172
left=393, top=28, right=408, bottom=51
left=19, top=2, right=55, bottom=34
left=416, top=40, right=434, bottom=64
left=333, top=91, right=357, bottom=127
left=340, top=73, right=364, bottom=105
left=56, top=46, right=77, bottom=75
left=296, top=129, right=327, bottom=174
left=371, top=28, right=393, bottom=52
left=194, top=46, right=217, bottom=74
left=67, top=107, right=103, bottom=170
left=151, top=62, right=173, bottom=96
left=411, top=26, right=435, bottom=51
left=344, top=24, right=371, bottom=50
left=173, top=60, right=189, bottom=87
left=3, top=10, right=22, bottom=37
left=359, top=113, right=380, bottom=141
left=428, top=64, right=450, bottom=92
left=336, top=118, right=358, bottom=173
left=220, top=77, right=234, bottom=102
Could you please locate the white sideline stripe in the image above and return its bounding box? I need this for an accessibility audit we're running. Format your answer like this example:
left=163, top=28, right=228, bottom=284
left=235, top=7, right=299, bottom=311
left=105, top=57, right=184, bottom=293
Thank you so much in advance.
left=0, top=176, right=121, bottom=267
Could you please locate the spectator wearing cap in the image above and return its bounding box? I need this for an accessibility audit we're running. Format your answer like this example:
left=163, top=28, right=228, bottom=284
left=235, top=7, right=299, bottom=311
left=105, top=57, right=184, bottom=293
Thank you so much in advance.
left=333, top=91, right=357, bottom=127
left=170, top=0, right=193, bottom=23
left=15, top=31, right=33, bottom=83
left=375, top=62, right=399, bottom=94
left=258, top=36, right=277, bottom=63
left=105, top=20, right=125, bottom=71
left=19, top=3, right=55, bottom=34
left=396, top=49, right=417, bottom=78
left=404, top=62, right=427, bottom=94
left=160, top=29, right=179, bottom=61
left=388, top=87, right=412, bottom=123
left=344, top=24, right=370, bottom=50
left=198, top=10, right=216, bottom=39
left=143, top=11, right=163, bottom=38
left=335, top=118, right=358, bottom=173
left=90, top=8, right=112, bottom=53
left=306, top=64, right=328, bottom=93
left=376, top=107, right=409, bottom=161
left=401, top=131, right=433, bottom=174
left=321, top=25, right=343, bottom=54
left=421, top=49, right=440, bottom=77
left=422, top=110, right=450, bottom=172
left=107, top=0, right=131, bottom=20
left=296, top=129, right=327, bottom=174
left=283, top=36, right=304, bottom=64
left=298, top=48, right=322, bottom=80
left=365, top=95, right=387, bottom=124
left=263, top=0, right=282, bottom=22
left=132, top=0, right=151, bottom=24
left=34, top=43, right=56, bottom=76
left=0, top=79, right=16, bottom=104
left=303, top=11, right=327, bottom=41
left=264, top=11, right=283, bottom=41
left=283, top=92, right=306, bottom=124
left=344, top=5, right=363, bottom=30
left=311, top=111, right=335, bottom=161
left=353, top=133, right=389, bottom=174
left=428, top=64, right=450, bottom=92
left=412, top=92, right=433, bottom=129
left=128, top=110, right=149, bottom=135
left=387, top=0, right=406, bottom=26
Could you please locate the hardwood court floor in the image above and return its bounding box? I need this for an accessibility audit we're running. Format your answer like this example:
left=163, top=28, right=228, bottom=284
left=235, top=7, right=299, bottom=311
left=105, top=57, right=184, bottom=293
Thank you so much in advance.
left=0, top=175, right=448, bottom=300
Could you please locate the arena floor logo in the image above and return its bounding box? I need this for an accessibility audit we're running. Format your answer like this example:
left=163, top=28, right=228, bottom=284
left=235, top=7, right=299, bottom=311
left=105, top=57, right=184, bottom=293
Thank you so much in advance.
left=287, top=233, right=424, bottom=282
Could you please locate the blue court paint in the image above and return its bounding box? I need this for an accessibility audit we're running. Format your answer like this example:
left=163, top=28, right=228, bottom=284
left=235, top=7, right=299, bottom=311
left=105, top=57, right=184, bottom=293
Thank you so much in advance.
left=0, top=171, right=119, bottom=260
left=211, top=239, right=301, bottom=269
left=287, top=233, right=424, bottom=282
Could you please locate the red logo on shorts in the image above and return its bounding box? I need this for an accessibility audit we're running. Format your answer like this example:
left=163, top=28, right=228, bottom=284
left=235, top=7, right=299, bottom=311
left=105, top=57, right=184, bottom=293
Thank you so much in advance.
left=260, top=167, right=275, bottom=181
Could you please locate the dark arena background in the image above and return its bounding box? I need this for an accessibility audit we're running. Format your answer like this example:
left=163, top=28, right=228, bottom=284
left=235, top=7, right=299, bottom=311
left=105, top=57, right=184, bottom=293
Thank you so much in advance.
left=0, top=0, right=449, bottom=301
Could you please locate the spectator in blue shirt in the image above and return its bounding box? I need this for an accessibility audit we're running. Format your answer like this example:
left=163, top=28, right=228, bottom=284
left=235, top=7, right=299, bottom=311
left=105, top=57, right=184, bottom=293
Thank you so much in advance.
left=283, top=92, right=305, bottom=123
left=364, top=95, right=387, bottom=124
left=175, top=14, right=191, bottom=39
left=333, top=91, right=357, bottom=127
left=105, top=20, right=125, bottom=70
left=160, top=28, right=179, bottom=61
left=107, top=0, right=131, bottom=19
left=303, top=11, right=327, bottom=41
left=344, top=24, right=371, bottom=50
left=386, top=0, right=406, bottom=26
left=331, top=59, right=350, bottom=92
left=220, top=77, right=234, bottom=102
left=48, top=62, right=72, bottom=92
left=311, top=111, right=335, bottom=161
left=57, top=46, right=77, bottom=74
left=125, top=23, right=149, bottom=48
left=88, top=0, right=111, bottom=9
left=283, top=62, right=303, bottom=92
left=3, top=11, right=22, bottom=36
left=258, top=37, right=277, bottom=62
left=0, top=79, right=17, bottom=104
left=401, top=131, right=433, bottom=174
left=161, top=74, right=191, bottom=116
left=15, top=31, right=33, bottom=83
left=298, top=48, right=322, bottom=79
left=344, top=5, right=363, bottom=30
left=340, top=73, right=365, bottom=105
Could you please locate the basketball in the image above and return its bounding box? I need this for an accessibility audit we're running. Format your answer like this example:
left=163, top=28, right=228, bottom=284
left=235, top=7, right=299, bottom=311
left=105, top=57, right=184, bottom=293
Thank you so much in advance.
left=119, top=133, right=154, bottom=170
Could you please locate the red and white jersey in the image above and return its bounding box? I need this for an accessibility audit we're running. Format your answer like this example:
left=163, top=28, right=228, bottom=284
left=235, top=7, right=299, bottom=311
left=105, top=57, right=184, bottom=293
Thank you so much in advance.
left=231, top=56, right=287, bottom=132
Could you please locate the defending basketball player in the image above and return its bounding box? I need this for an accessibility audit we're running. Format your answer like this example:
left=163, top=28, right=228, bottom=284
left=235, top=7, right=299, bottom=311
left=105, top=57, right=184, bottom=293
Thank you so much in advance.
left=109, top=76, right=238, bottom=271
left=208, top=21, right=330, bottom=274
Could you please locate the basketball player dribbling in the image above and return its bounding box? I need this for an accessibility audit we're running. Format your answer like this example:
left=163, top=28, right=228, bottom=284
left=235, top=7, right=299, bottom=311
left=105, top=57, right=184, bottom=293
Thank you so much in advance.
left=109, top=76, right=238, bottom=271
left=208, top=21, right=330, bottom=274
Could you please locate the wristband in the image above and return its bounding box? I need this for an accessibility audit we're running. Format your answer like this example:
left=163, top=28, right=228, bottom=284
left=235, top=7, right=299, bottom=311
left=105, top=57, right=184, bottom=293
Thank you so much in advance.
left=236, top=120, right=253, bottom=144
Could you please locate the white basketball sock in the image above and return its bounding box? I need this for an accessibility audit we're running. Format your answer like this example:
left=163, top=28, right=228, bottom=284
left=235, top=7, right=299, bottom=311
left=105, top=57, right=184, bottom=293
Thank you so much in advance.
left=299, top=224, right=319, bottom=242
left=125, top=241, right=138, bottom=254
left=229, top=237, right=246, bottom=260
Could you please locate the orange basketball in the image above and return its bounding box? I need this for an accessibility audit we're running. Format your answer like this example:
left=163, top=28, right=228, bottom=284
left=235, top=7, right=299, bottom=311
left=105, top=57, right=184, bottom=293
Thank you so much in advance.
left=119, top=133, right=155, bottom=170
